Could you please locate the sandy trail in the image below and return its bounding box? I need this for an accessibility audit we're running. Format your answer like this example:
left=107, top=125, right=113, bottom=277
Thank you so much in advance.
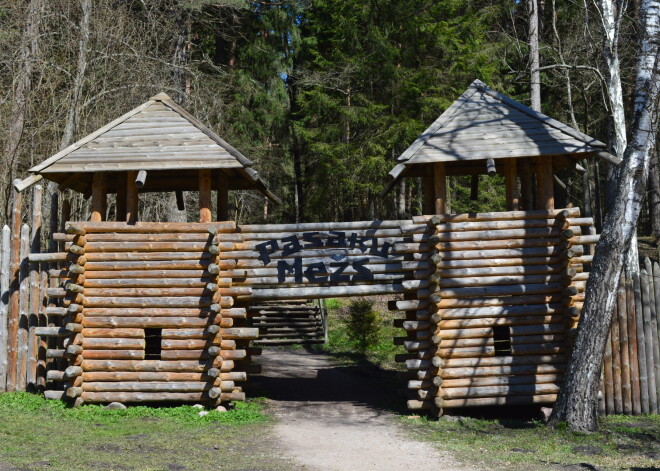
left=254, top=349, right=477, bottom=471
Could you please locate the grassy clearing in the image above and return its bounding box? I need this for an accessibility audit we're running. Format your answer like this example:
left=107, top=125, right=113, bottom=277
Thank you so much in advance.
left=0, top=392, right=291, bottom=471
left=404, top=413, right=660, bottom=470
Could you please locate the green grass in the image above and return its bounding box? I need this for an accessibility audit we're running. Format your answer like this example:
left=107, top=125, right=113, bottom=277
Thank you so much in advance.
left=403, top=413, right=660, bottom=470
left=0, top=392, right=291, bottom=471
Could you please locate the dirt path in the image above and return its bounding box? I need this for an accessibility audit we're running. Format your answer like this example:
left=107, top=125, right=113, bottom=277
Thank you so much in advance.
left=254, top=349, right=478, bottom=471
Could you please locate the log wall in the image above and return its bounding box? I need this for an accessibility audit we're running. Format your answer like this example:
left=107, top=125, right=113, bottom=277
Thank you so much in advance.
left=248, top=300, right=327, bottom=345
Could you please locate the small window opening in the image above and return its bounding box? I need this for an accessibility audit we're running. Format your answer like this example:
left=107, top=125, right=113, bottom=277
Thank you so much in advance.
left=492, top=326, right=512, bottom=357
left=145, top=328, right=162, bottom=360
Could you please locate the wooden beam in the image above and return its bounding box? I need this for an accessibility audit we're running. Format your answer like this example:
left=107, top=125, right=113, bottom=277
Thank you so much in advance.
left=504, top=158, right=520, bottom=210
left=535, top=157, right=555, bottom=210
left=433, top=163, right=447, bottom=215
left=126, top=171, right=138, bottom=224
left=199, top=169, right=212, bottom=223
left=116, top=173, right=127, bottom=222
left=422, top=173, right=435, bottom=215
left=90, top=173, right=106, bottom=222
left=518, top=158, right=533, bottom=210
left=217, top=171, right=229, bottom=221
left=6, top=181, right=22, bottom=391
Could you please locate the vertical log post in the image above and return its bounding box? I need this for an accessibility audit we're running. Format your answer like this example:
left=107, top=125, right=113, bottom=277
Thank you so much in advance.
left=626, top=278, right=642, bottom=415
left=535, top=157, right=554, bottom=210
left=640, top=269, right=658, bottom=413
left=200, top=169, right=212, bottom=223
left=617, top=275, right=632, bottom=414
left=603, top=326, right=615, bottom=414
left=116, top=172, right=127, bottom=222
left=7, top=181, right=22, bottom=391
left=90, top=173, right=107, bottom=222
left=0, top=225, right=10, bottom=390
left=126, top=171, right=138, bottom=224
left=519, top=159, right=534, bottom=210
left=504, top=158, right=520, bottom=210
left=217, top=171, right=229, bottom=222
left=28, top=185, right=42, bottom=390
left=422, top=173, right=435, bottom=215
left=644, top=257, right=660, bottom=408
left=611, top=299, right=623, bottom=413
left=633, top=272, right=650, bottom=414
left=433, top=163, right=446, bottom=215
left=17, top=224, right=30, bottom=390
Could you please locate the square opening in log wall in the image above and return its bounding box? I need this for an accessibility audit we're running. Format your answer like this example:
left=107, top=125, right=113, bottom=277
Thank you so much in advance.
left=145, top=328, right=162, bottom=360
left=492, top=325, right=512, bottom=357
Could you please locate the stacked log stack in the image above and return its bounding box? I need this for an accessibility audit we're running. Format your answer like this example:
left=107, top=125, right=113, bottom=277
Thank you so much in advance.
left=33, top=221, right=259, bottom=406
left=390, top=208, right=597, bottom=414
left=248, top=301, right=326, bottom=345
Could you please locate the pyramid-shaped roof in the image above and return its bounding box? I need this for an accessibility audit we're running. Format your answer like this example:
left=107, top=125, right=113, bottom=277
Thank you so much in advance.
left=18, top=93, right=279, bottom=202
left=386, top=80, right=619, bottom=186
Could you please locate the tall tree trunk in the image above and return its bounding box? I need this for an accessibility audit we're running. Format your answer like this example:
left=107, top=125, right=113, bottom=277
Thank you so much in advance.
left=3, top=0, right=41, bottom=220
left=549, top=0, right=660, bottom=432
left=529, top=0, right=541, bottom=111
left=168, top=6, right=192, bottom=223
left=598, top=0, right=641, bottom=276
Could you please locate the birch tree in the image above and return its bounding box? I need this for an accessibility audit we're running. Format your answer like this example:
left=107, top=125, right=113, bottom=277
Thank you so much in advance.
left=549, top=0, right=660, bottom=432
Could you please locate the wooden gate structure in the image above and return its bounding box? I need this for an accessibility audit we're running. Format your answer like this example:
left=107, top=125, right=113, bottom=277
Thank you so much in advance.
left=4, top=80, right=652, bottom=417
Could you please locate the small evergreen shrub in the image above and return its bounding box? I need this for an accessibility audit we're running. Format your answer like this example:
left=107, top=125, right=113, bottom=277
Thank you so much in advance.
left=346, top=298, right=380, bottom=353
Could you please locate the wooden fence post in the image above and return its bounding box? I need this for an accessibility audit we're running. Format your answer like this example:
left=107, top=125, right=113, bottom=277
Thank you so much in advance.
left=633, top=272, right=650, bottom=414
left=28, top=185, right=42, bottom=389
left=610, top=299, right=623, bottom=413
left=7, top=181, right=22, bottom=391
left=645, top=258, right=660, bottom=409
left=626, top=279, right=642, bottom=415
left=617, top=275, right=632, bottom=414
left=0, top=225, right=10, bottom=390
left=640, top=268, right=658, bottom=413
left=17, top=223, right=30, bottom=390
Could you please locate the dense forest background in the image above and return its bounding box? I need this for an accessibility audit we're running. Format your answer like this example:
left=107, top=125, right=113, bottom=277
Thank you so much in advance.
left=0, top=0, right=658, bottom=237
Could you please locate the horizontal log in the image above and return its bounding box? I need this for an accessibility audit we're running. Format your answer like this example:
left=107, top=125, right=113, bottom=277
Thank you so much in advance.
left=441, top=363, right=565, bottom=379
left=242, top=283, right=419, bottom=300
left=160, top=350, right=246, bottom=361
left=443, top=354, right=566, bottom=369
left=161, top=339, right=236, bottom=350
left=439, top=334, right=565, bottom=349
left=83, top=241, right=222, bottom=253
left=68, top=221, right=236, bottom=233
left=46, top=349, right=65, bottom=358
left=254, top=338, right=326, bottom=345
left=221, top=328, right=260, bottom=339
left=437, top=256, right=564, bottom=270
left=82, top=382, right=216, bottom=392
left=80, top=372, right=228, bottom=382
left=442, top=394, right=558, bottom=408
left=438, top=273, right=567, bottom=288
left=436, top=315, right=565, bottom=330
left=239, top=220, right=406, bottom=233
left=83, top=287, right=212, bottom=297
left=82, top=338, right=146, bottom=349
left=442, top=374, right=562, bottom=389
left=437, top=294, right=566, bottom=309
left=46, top=371, right=65, bottom=381
left=80, top=392, right=214, bottom=403
left=438, top=264, right=565, bottom=279
left=82, top=328, right=145, bottom=338
left=83, top=252, right=214, bottom=262
left=428, top=217, right=590, bottom=233
left=65, top=366, right=83, bottom=377
left=437, top=342, right=565, bottom=359
left=159, top=327, right=236, bottom=340
left=81, top=360, right=232, bottom=372
left=35, top=327, right=69, bottom=337
left=83, top=278, right=219, bottom=289
left=84, top=270, right=225, bottom=280
left=438, top=282, right=567, bottom=298
left=82, top=350, right=145, bottom=360
left=437, top=246, right=571, bottom=261
left=431, top=227, right=569, bottom=242
left=406, top=399, right=432, bottom=410
left=413, top=208, right=580, bottom=224
left=82, top=317, right=226, bottom=328
left=434, top=303, right=566, bottom=321
left=439, top=323, right=565, bottom=340
left=29, top=252, right=69, bottom=262
left=82, top=296, right=229, bottom=308
left=44, top=306, right=67, bottom=316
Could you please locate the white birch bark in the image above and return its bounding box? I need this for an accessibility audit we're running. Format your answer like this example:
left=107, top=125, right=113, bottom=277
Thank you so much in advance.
left=550, top=0, right=660, bottom=432
left=529, top=0, right=541, bottom=111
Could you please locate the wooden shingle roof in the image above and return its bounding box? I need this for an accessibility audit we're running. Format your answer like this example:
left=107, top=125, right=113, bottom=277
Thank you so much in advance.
left=386, top=80, right=619, bottom=188
left=17, top=93, right=280, bottom=202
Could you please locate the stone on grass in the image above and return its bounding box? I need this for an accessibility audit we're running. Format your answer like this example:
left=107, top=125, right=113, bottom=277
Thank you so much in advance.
left=105, top=402, right=126, bottom=410
left=539, top=407, right=552, bottom=422
left=198, top=410, right=209, bottom=417
left=215, top=405, right=227, bottom=412
left=192, top=404, right=204, bottom=409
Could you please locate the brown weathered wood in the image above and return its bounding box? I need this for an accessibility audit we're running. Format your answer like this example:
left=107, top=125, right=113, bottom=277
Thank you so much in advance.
left=603, top=328, right=615, bottom=415
left=17, top=224, right=30, bottom=390
left=199, top=169, right=212, bottom=223
left=504, top=158, right=520, bottom=210
left=617, top=276, right=633, bottom=414
left=633, top=272, right=650, bottom=414
left=640, top=269, right=658, bottom=413
left=442, top=394, right=557, bottom=408
left=81, top=360, right=232, bottom=373
left=126, top=170, right=138, bottom=224
left=217, top=171, right=229, bottom=221
left=611, top=300, right=623, bottom=414
left=82, top=338, right=146, bottom=349
left=91, top=172, right=107, bottom=222
left=646, top=258, right=660, bottom=410
left=626, top=279, right=642, bottom=415
left=434, top=162, right=446, bottom=214
left=28, top=185, right=42, bottom=390
left=82, top=328, right=145, bottom=338
left=7, top=182, right=22, bottom=391
left=116, top=173, right=127, bottom=221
